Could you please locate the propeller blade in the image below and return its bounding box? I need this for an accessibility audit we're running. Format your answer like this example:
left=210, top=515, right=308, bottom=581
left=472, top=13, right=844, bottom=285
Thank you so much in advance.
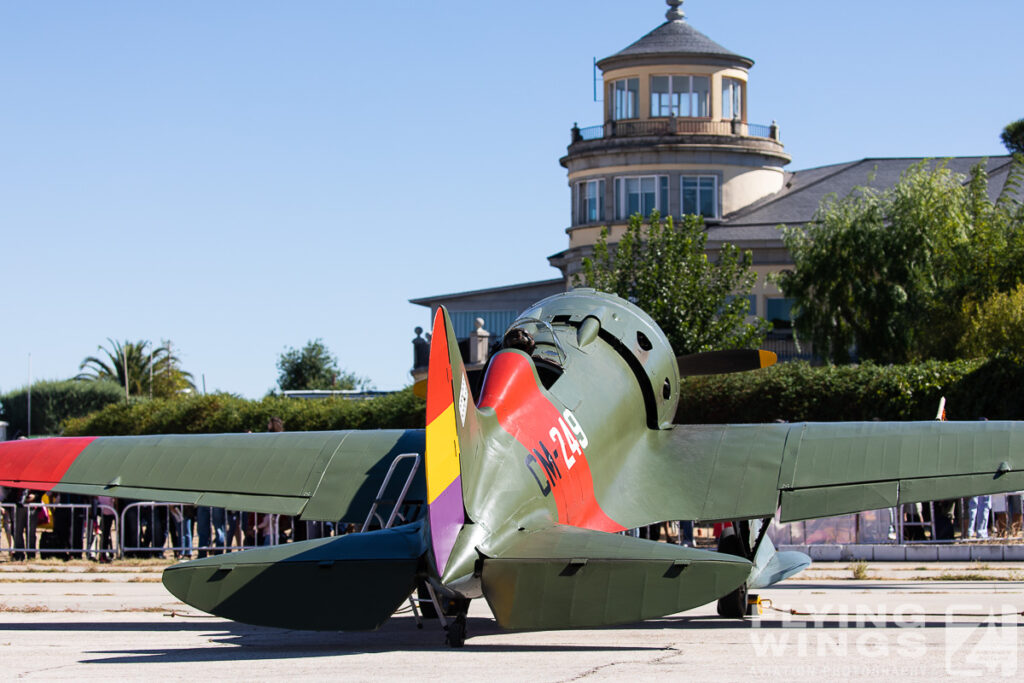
left=412, top=377, right=427, bottom=399
left=676, top=349, right=777, bottom=377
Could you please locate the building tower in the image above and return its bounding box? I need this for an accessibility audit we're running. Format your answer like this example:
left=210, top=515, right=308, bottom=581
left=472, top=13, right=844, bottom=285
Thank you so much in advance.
left=550, top=0, right=790, bottom=282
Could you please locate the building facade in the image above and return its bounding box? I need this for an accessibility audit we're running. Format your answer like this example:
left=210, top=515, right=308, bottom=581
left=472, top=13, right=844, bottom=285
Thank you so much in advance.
left=410, top=0, right=1017, bottom=370
left=551, top=0, right=789, bottom=285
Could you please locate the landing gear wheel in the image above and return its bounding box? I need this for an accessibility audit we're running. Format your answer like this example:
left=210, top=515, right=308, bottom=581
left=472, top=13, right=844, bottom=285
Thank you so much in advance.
left=716, top=580, right=748, bottom=618
left=716, top=528, right=749, bottom=619
left=445, top=613, right=467, bottom=648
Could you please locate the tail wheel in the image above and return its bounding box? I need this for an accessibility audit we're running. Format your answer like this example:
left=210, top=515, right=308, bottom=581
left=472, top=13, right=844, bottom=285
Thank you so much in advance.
left=445, top=613, right=467, bottom=648
left=444, top=598, right=471, bottom=648
left=716, top=528, right=749, bottom=619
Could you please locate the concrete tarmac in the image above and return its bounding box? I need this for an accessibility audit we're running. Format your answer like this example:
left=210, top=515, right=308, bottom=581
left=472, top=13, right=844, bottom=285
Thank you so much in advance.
left=1, top=562, right=1022, bottom=681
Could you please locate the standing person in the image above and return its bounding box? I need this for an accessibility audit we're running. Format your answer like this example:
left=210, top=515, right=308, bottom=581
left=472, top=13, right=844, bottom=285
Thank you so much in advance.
left=678, top=520, right=694, bottom=547
left=51, top=492, right=75, bottom=560
left=225, top=510, right=242, bottom=551
left=967, top=418, right=994, bottom=539
left=257, top=513, right=276, bottom=546
left=1003, top=493, right=1019, bottom=536
left=68, top=493, right=87, bottom=559
left=933, top=499, right=957, bottom=540
left=94, top=495, right=117, bottom=562
left=967, top=495, right=992, bottom=539
left=5, top=487, right=32, bottom=560
left=15, top=489, right=39, bottom=560
left=140, top=503, right=167, bottom=557
left=196, top=506, right=227, bottom=558
left=168, top=505, right=193, bottom=558
left=0, top=485, right=12, bottom=552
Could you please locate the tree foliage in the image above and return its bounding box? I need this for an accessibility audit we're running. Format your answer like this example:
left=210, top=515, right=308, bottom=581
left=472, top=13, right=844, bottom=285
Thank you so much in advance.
left=960, top=284, right=1024, bottom=358
left=676, top=359, right=980, bottom=424
left=1002, top=118, right=1024, bottom=156
left=0, top=379, right=124, bottom=436
left=778, top=160, right=1024, bottom=364
left=576, top=212, right=770, bottom=355
left=63, top=388, right=422, bottom=436
left=76, top=338, right=195, bottom=398
left=675, top=355, right=1024, bottom=424
left=276, top=339, right=370, bottom=392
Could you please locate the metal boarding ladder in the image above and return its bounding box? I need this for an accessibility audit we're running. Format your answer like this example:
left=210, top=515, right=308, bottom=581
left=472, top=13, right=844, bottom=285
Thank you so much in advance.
left=354, top=453, right=447, bottom=628
left=360, top=452, right=422, bottom=533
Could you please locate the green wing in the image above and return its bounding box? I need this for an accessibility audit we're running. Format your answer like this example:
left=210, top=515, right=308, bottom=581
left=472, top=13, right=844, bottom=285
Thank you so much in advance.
left=0, top=430, right=425, bottom=523
left=606, top=420, right=1024, bottom=525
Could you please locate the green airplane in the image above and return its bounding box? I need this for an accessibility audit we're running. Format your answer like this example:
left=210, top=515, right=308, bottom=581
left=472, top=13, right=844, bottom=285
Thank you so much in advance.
left=2, top=289, right=1023, bottom=647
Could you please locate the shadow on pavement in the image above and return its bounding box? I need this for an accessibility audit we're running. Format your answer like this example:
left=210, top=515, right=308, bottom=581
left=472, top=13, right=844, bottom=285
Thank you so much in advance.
left=65, top=615, right=662, bottom=664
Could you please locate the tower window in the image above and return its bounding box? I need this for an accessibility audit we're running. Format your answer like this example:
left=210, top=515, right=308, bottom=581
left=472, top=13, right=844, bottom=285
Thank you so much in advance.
left=611, top=78, right=639, bottom=120
left=576, top=179, right=606, bottom=224
left=614, top=175, right=668, bottom=220
left=650, top=75, right=709, bottom=117
left=681, top=176, right=718, bottom=218
left=723, top=78, right=743, bottom=120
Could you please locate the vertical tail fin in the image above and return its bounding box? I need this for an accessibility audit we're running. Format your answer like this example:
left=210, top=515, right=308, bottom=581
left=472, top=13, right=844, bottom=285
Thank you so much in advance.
left=424, top=306, right=472, bottom=577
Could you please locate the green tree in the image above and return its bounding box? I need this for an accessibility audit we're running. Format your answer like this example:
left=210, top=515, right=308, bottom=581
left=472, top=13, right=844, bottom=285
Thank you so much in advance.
left=76, top=338, right=196, bottom=398
left=0, top=379, right=124, bottom=436
left=1002, top=118, right=1024, bottom=155
left=777, top=160, right=1024, bottom=364
left=150, top=340, right=197, bottom=397
left=577, top=211, right=770, bottom=355
left=276, top=339, right=370, bottom=391
left=960, top=284, right=1024, bottom=358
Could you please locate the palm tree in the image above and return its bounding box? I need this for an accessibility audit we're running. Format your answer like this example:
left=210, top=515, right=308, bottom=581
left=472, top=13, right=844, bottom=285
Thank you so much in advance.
left=76, top=339, right=195, bottom=398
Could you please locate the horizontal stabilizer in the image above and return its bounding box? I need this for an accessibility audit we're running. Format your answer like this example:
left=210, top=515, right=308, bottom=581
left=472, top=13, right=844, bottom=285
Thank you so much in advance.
left=748, top=526, right=811, bottom=589
left=480, top=525, right=750, bottom=630
left=162, top=522, right=426, bottom=631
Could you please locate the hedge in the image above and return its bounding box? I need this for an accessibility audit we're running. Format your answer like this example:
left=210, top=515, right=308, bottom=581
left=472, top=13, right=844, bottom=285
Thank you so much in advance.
left=674, top=357, right=1024, bottom=424
left=62, top=389, right=426, bottom=436
left=1, top=380, right=125, bottom=436
left=56, top=356, right=1024, bottom=436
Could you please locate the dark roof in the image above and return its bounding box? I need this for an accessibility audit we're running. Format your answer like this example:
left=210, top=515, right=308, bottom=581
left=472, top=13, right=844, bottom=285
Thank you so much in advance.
left=717, top=156, right=1019, bottom=239
left=598, top=20, right=752, bottom=70
left=409, top=278, right=564, bottom=308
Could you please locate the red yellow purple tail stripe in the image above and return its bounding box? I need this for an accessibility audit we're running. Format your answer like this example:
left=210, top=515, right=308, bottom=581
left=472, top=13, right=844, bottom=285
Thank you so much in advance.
left=425, top=306, right=469, bottom=577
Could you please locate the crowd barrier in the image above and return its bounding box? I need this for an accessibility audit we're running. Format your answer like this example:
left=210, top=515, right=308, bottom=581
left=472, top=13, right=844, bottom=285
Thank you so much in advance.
left=0, top=502, right=297, bottom=559
left=0, top=502, right=118, bottom=559
left=3, top=495, right=1019, bottom=560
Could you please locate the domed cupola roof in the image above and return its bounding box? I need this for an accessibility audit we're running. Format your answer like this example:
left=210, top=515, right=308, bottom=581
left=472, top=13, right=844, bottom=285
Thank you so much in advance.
left=597, top=0, right=753, bottom=71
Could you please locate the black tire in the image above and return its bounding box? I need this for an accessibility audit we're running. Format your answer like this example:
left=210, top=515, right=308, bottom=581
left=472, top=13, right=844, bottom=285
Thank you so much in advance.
left=445, top=614, right=467, bottom=648
left=716, top=528, right=749, bottom=619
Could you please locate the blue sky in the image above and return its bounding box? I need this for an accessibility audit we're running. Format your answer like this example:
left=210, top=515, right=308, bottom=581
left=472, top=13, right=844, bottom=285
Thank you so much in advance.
left=2, top=1, right=1022, bottom=398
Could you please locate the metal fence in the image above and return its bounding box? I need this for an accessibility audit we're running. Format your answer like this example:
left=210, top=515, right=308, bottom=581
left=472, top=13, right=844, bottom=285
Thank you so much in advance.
left=770, top=496, right=1021, bottom=545
left=746, top=123, right=773, bottom=138
left=0, top=502, right=118, bottom=559
left=572, top=119, right=780, bottom=143
left=0, top=502, right=304, bottom=559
